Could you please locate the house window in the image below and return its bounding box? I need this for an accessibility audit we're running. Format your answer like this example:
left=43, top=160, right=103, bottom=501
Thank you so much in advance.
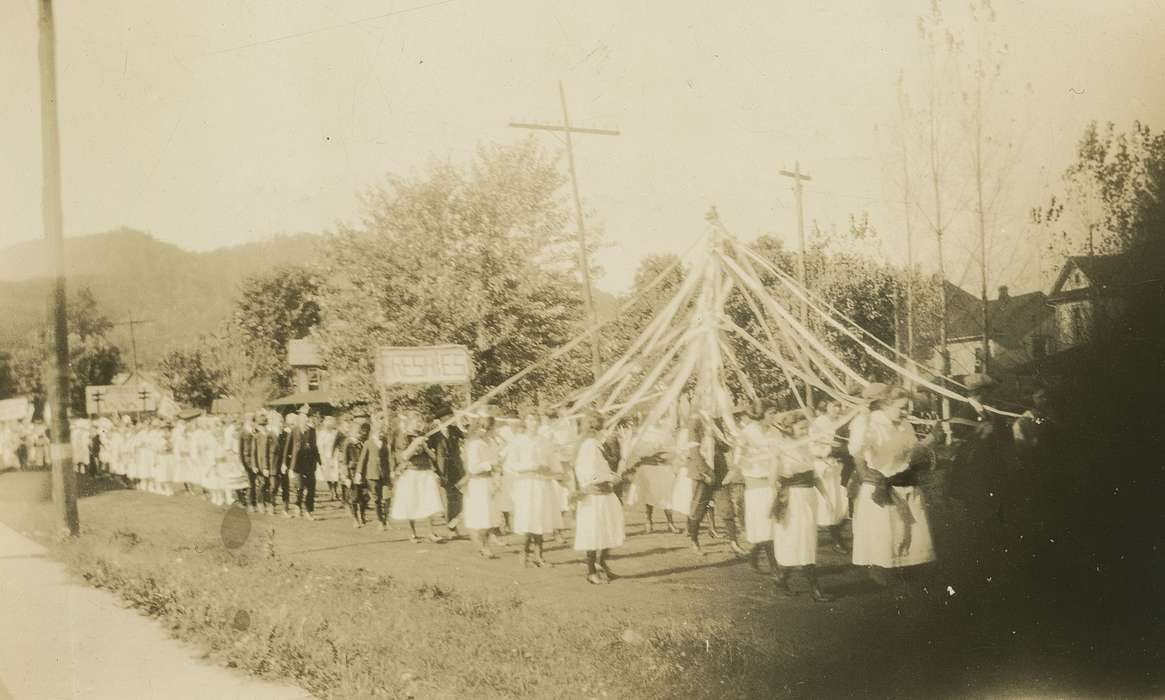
left=1071, top=305, right=1088, bottom=343
left=973, top=347, right=984, bottom=372
left=307, top=368, right=322, bottom=391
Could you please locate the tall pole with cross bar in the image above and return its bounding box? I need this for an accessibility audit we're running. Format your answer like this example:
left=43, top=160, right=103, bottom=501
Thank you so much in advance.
left=509, top=82, right=619, bottom=382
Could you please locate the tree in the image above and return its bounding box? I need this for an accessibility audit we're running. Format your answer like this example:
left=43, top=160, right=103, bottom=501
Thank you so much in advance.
left=233, top=265, right=322, bottom=395
left=158, top=347, right=225, bottom=411
left=203, top=322, right=269, bottom=411
left=317, top=138, right=590, bottom=409
left=1034, top=121, right=1165, bottom=257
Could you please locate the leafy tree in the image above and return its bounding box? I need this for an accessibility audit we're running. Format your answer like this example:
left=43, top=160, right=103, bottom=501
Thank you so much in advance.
left=158, top=347, right=225, bottom=411
left=316, top=138, right=590, bottom=409
left=1033, top=121, right=1165, bottom=257
left=233, top=265, right=321, bottom=395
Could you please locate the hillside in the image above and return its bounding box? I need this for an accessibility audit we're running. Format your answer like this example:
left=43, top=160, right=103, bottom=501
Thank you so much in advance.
left=0, top=229, right=321, bottom=365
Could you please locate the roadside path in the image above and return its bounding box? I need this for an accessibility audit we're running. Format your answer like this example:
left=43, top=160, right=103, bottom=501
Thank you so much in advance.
left=0, top=519, right=312, bottom=700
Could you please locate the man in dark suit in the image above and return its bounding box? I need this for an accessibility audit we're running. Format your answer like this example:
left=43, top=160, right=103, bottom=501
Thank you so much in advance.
left=356, top=414, right=393, bottom=531
left=429, top=408, right=465, bottom=537
left=271, top=414, right=294, bottom=517
left=252, top=413, right=277, bottom=515
left=346, top=421, right=371, bottom=527
left=285, top=406, right=321, bottom=520
left=238, top=413, right=259, bottom=513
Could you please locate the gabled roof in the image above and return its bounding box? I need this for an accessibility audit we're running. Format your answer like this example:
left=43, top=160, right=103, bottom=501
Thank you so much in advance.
left=945, top=282, right=1051, bottom=345
left=1050, top=246, right=1165, bottom=299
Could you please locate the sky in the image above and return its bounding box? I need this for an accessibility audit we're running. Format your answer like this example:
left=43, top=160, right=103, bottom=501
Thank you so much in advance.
left=1, top=0, right=1162, bottom=296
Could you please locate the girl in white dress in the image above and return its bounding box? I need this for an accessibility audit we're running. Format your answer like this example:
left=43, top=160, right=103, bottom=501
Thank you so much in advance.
left=219, top=418, right=249, bottom=507
left=773, top=415, right=833, bottom=601
left=626, top=417, right=680, bottom=534
left=463, top=418, right=503, bottom=558
left=508, top=411, right=562, bottom=567
left=390, top=423, right=447, bottom=544
left=573, top=412, right=625, bottom=585
left=811, top=400, right=850, bottom=553
left=735, top=402, right=780, bottom=573
left=851, top=387, right=940, bottom=588
left=316, top=416, right=341, bottom=502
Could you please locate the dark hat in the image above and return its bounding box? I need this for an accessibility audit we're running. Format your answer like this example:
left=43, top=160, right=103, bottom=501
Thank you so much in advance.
left=256, top=413, right=268, bottom=425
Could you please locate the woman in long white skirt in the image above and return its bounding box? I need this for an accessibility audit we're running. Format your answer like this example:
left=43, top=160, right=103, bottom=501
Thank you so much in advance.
left=316, top=416, right=341, bottom=502
left=811, top=400, right=850, bottom=553
left=736, top=402, right=780, bottom=573
left=390, top=424, right=446, bottom=544
left=573, top=412, right=625, bottom=585
left=772, top=415, right=833, bottom=601
left=539, top=410, right=576, bottom=539
left=463, top=418, right=503, bottom=557
left=626, top=418, right=680, bottom=534
left=218, top=418, right=249, bottom=507
left=509, top=411, right=562, bottom=567
left=852, top=388, right=939, bottom=592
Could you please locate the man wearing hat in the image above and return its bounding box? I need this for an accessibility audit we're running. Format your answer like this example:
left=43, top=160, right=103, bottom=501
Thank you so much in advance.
left=285, top=406, right=321, bottom=520
left=238, top=413, right=259, bottom=513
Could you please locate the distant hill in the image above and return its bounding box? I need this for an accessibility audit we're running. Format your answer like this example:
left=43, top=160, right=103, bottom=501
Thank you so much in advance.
left=0, top=228, right=321, bottom=365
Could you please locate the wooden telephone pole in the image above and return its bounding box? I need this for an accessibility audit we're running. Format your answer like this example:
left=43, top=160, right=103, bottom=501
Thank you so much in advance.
left=509, top=82, right=619, bottom=381
left=38, top=0, right=79, bottom=536
left=779, top=161, right=812, bottom=408
left=113, top=316, right=153, bottom=374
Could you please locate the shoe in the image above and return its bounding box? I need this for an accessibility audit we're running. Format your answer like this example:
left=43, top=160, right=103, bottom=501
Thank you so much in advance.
left=708, top=529, right=722, bottom=539
left=532, top=558, right=551, bottom=569
left=832, top=542, right=850, bottom=555
left=645, top=522, right=655, bottom=535
left=586, top=573, right=606, bottom=585
left=729, top=541, right=747, bottom=558
left=667, top=524, right=682, bottom=534
left=691, top=543, right=706, bottom=557
left=378, top=522, right=388, bottom=532
left=429, top=533, right=445, bottom=543
left=353, top=520, right=362, bottom=528
left=304, top=512, right=315, bottom=521
left=409, top=536, right=421, bottom=544
left=600, top=567, right=617, bottom=581
left=479, top=549, right=496, bottom=560
left=811, top=587, right=835, bottom=603
left=281, top=510, right=292, bottom=519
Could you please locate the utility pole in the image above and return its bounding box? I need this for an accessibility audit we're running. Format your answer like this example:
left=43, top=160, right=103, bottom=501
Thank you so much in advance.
left=38, top=0, right=79, bottom=536
left=509, top=82, right=619, bottom=381
left=113, top=316, right=153, bottom=374
left=972, top=68, right=992, bottom=377
left=779, top=161, right=812, bottom=407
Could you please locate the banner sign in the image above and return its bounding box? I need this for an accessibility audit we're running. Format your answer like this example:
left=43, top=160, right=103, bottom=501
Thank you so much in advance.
left=85, top=385, right=158, bottom=415
left=376, top=345, right=473, bottom=386
left=0, top=397, right=32, bottom=422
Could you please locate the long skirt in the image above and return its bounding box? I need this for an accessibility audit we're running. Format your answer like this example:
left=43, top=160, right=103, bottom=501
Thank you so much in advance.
left=627, top=464, right=676, bottom=509
left=219, top=460, right=249, bottom=492
left=511, top=477, right=562, bottom=535
left=573, top=493, right=625, bottom=551
left=851, top=483, right=935, bottom=568
left=670, top=470, right=696, bottom=516
left=390, top=469, right=444, bottom=521
left=554, top=479, right=572, bottom=512
left=318, top=456, right=339, bottom=483
left=814, top=458, right=848, bottom=526
left=773, top=486, right=817, bottom=566
left=463, top=477, right=502, bottom=530
left=744, top=485, right=775, bottom=543
left=495, top=473, right=515, bottom=513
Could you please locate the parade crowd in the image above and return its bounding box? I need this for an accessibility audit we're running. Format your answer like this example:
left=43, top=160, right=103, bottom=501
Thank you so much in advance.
left=2, top=376, right=1050, bottom=593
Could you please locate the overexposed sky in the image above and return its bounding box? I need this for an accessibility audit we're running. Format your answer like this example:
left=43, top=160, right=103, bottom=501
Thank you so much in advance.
left=1, top=0, right=1162, bottom=294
